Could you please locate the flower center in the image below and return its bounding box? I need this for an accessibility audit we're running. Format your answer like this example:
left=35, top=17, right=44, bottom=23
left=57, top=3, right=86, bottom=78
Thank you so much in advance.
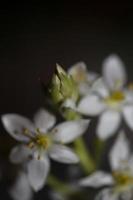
left=112, top=171, right=133, bottom=187
left=23, top=128, right=51, bottom=150
left=104, top=91, right=125, bottom=107
left=34, top=134, right=50, bottom=149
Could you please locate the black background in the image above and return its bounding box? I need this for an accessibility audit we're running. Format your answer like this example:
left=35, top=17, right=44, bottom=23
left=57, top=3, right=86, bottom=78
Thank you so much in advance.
left=0, top=2, right=133, bottom=200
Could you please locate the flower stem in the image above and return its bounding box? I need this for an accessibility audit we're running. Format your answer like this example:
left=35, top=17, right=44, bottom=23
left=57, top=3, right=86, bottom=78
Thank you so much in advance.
left=47, top=175, right=76, bottom=195
left=94, top=137, right=106, bottom=167
left=74, top=137, right=96, bottom=174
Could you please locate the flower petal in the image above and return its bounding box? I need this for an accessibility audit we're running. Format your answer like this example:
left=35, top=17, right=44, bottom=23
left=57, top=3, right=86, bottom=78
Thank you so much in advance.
left=109, top=131, right=129, bottom=170
left=68, top=61, right=87, bottom=81
left=97, top=110, right=121, bottom=140
left=27, top=157, right=50, bottom=191
left=79, top=171, right=113, bottom=187
left=86, top=71, right=98, bottom=83
left=49, top=144, right=79, bottom=164
left=10, top=145, right=32, bottom=164
left=9, top=172, right=33, bottom=200
left=123, top=106, right=133, bottom=130
left=1, top=114, right=34, bottom=142
left=34, top=109, right=56, bottom=132
left=95, top=188, right=118, bottom=200
left=102, top=54, right=126, bottom=90
left=53, top=119, right=90, bottom=144
left=77, top=94, right=105, bottom=116
left=91, top=78, right=109, bottom=97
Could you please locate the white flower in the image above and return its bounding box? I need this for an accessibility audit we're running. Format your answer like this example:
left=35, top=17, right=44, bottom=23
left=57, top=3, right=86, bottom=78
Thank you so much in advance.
left=50, top=191, right=66, bottom=200
left=2, top=108, right=90, bottom=191
left=9, top=171, right=33, bottom=200
left=79, top=131, right=133, bottom=200
left=77, top=55, right=133, bottom=140
left=68, top=62, right=98, bottom=96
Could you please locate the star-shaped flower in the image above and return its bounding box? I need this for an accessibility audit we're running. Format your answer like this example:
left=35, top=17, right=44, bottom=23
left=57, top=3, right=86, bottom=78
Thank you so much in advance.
left=77, top=55, right=133, bottom=139
left=2, top=109, right=90, bottom=191
left=68, top=62, right=98, bottom=96
left=79, top=131, right=133, bottom=200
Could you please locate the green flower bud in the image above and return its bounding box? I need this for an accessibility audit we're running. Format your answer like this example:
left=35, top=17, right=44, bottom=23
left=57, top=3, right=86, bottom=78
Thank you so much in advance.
left=63, top=108, right=81, bottom=121
left=49, top=64, right=79, bottom=104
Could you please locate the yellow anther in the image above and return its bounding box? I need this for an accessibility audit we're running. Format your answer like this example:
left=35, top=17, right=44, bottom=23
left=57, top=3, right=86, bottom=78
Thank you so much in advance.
left=27, top=141, right=35, bottom=149
left=104, top=91, right=125, bottom=107
left=35, top=134, right=50, bottom=149
left=112, top=171, right=133, bottom=186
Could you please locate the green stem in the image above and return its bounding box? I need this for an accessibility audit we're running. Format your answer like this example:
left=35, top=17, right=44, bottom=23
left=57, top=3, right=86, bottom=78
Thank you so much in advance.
left=47, top=175, right=76, bottom=195
left=94, top=137, right=106, bottom=168
left=74, top=137, right=96, bottom=174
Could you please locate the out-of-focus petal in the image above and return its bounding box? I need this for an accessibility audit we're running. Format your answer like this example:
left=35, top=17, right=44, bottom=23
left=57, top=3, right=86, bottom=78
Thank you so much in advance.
left=9, top=172, right=33, bottom=200
left=123, top=106, right=133, bottom=130
left=95, top=188, right=118, bottom=200
left=79, top=171, right=114, bottom=187
left=91, top=78, right=109, bottom=97
left=77, top=94, right=105, bottom=116
left=97, top=110, right=121, bottom=140
left=27, top=157, right=50, bottom=191
left=102, top=54, right=126, bottom=90
left=10, top=145, right=32, bottom=164
left=109, top=131, right=129, bottom=170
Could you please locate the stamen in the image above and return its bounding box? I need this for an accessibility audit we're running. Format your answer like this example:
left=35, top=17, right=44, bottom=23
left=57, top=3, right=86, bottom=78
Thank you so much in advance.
left=23, top=128, right=33, bottom=138
left=104, top=91, right=125, bottom=107
left=112, top=171, right=133, bottom=187
left=27, top=142, right=35, bottom=149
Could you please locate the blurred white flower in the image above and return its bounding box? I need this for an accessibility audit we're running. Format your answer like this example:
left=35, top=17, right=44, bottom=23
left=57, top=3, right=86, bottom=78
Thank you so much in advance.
left=2, top=109, right=90, bottom=191
left=50, top=191, right=67, bottom=200
left=9, top=171, right=33, bottom=200
left=68, top=62, right=98, bottom=96
left=79, top=131, right=133, bottom=200
left=78, top=55, right=133, bottom=140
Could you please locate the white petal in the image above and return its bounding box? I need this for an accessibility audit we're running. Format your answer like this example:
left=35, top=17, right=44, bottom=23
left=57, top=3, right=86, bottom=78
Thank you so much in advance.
left=79, top=171, right=113, bottom=187
left=78, top=82, right=91, bottom=95
left=109, top=131, right=129, bottom=170
left=97, top=110, right=121, bottom=140
left=50, top=191, right=66, bottom=200
left=53, top=119, right=90, bottom=144
left=1, top=114, right=34, bottom=142
left=49, top=144, right=79, bottom=164
left=95, top=188, right=118, bottom=200
left=10, top=145, right=32, bottom=164
left=77, top=94, right=105, bottom=116
left=87, top=71, right=98, bottom=83
left=128, top=156, right=133, bottom=173
left=91, top=78, right=109, bottom=97
left=102, top=54, right=126, bottom=90
left=9, top=172, right=33, bottom=200
left=123, top=106, right=133, bottom=130
left=68, top=61, right=87, bottom=80
left=62, top=99, right=76, bottom=109
left=27, top=157, right=50, bottom=191
left=34, top=109, right=56, bottom=132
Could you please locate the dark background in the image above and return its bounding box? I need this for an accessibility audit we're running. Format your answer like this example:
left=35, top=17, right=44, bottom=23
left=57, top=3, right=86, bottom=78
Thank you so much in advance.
left=0, top=2, right=133, bottom=200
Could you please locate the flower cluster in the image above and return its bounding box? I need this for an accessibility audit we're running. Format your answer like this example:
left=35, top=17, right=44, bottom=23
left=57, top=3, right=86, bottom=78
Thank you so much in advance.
left=2, top=54, right=133, bottom=200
